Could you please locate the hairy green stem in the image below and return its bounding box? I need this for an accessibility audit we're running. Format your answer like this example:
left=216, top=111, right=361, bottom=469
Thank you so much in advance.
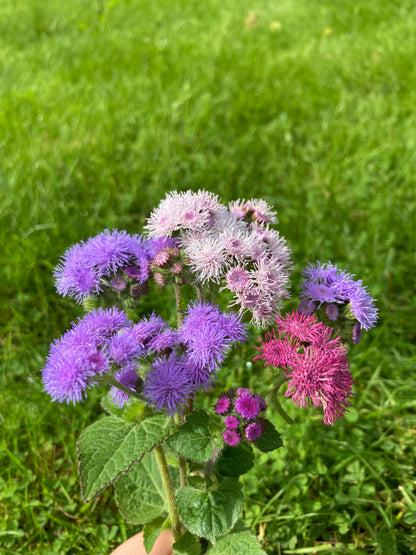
left=173, top=283, right=183, bottom=326
left=154, top=445, right=182, bottom=541
left=195, top=283, right=203, bottom=300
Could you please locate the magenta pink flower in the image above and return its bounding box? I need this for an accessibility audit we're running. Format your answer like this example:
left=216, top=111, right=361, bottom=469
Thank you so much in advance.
left=245, top=422, right=263, bottom=441
left=215, top=397, right=231, bottom=415
left=285, top=345, right=353, bottom=426
left=224, top=415, right=239, bottom=429
left=253, top=328, right=297, bottom=369
left=223, top=429, right=241, bottom=446
left=235, top=395, right=261, bottom=420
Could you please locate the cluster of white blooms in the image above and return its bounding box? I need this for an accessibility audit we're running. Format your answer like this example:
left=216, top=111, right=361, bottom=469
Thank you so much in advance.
left=145, top=190, right=292, bottom=326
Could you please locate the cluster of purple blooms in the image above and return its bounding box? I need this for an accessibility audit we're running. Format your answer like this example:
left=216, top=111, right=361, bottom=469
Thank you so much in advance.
left=298, top=261, right=378, bottom=342
left=145, top=190, right=292, bottom=326
left=54, top=229, right=174, bottom=302
left=42, top=302, right=248, bottom=416
left=254, top=311, right=354, bottom=426
left=215, top=388, right=268, bottom=446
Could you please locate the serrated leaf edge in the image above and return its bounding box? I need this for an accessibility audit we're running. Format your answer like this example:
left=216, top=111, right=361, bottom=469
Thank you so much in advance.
left=76, top=415, right=173, bottom=502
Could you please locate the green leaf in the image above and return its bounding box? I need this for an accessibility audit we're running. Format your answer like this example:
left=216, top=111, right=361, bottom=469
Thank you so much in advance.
left=167, top=410, right=213, bottom=462
left=207, top=521, right=266, bottom=554
left=172, top=530, right=201, bottom=555
left=77, top=414, right=172, bottom=502
left=143, top=515, right=169, bottom=553
left=176, top=478, right=244, bottom=543
left=216, top=443, right=254, bottom=478
left=253, top=419, right=283, bottom=453
left=101, top=393, right=149, bottom=423
left=115, top=451, right=178, bottom=524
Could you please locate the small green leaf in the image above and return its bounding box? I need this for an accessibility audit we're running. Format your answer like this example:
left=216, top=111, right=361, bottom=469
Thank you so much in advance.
left=167, top=410, right=213, bottom=462
left=253, top=419, right=283, bottom=452
left=115, top=451, right=178, bottom=524
left=176, top=478, right=244, bottom=542
left=216, top=443, right=254, bottom=478
left=207, top=521, right=266, bottom=554
left=101, top=393, right=148, bottom=422
left=143, top=515, right=169, bottom=553
left=172, top=530, right=201, bottom=555
left=77, top=414, right=172, bottom=502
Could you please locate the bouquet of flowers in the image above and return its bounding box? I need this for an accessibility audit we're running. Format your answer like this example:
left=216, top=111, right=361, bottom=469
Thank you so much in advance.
left=41, top=190, right=378, bottom=553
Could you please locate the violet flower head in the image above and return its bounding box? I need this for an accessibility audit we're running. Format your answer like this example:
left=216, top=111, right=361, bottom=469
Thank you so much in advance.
left=224, top=415, right=239, bottom=429
left=215, top=397, right=231, bottom=415
left=42, top=307, right=131, bottom=404
left=54, top=242, right=101, bottom=301
left=84, top=229, right=136, bottom=274
left=223, top=429, right=241, bottom=447
left=107, top=331, right=143, bottom=365
left=81, top=307, right=131, bottom=342
left=245, top=422, right=263, bottom=441
left=42, top=341, right=95, bottom=404
left=180, top=301, right=248, bottom=378
left=300, top=261, right=378, bottom=330
left=142, top=354, right=194, bottom=416
left=130, top=314, right=168, bottom=347
left=235, top=394, right=261, bottom=420
left=54, top=230, right=153, bottom=302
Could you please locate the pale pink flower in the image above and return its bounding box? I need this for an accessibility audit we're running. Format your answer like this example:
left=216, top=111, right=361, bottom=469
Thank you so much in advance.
left=229, top=198, right=277, bottom=225
left=184, top=235, right=228, bottom=283
left=225, top=266, right=250, bottom=292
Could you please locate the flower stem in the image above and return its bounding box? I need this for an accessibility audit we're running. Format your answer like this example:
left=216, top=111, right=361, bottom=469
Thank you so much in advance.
left=195, top=283, right=203, bottom=301
left=94, top=375, right=143, bottom=401
left=154, top=444, right=182, bottom=541
left=267, top=371, right=294, bottom=425
left=173, top=283, right=183, bottom=326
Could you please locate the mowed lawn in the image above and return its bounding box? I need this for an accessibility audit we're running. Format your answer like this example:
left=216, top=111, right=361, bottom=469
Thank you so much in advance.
left=1, top=0, right=415, bottom=552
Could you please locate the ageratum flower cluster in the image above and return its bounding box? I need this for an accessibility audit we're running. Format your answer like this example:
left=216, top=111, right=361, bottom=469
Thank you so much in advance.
left=215, top=388, right=267, bottom=446
left=254, top=311, right=354, bottom=426
left=54, top=229, right=173, bottom=302
left=145, top=190, right=292, bottom=325
left=42, top=302, right=247, bottom=416
left=298, top=261, right=378, bottom=342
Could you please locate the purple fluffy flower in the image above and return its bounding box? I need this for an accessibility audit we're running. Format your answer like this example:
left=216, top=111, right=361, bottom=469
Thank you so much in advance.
left=42, top=308, right=131, bottom=404
left=301, top=261, right=378, bottom=331
left=237, top=388, right=252, bottom=396
left=185, top=360, right=215, bottom=390
left=42, top=342, right=95, bottom=404
left=81, top=307, right=131, bottom=342
left=235, top=395, right=261, bottom=420
left=223, top=429, right=241, bottom=447
left=245, top=422, right=263, bottom=441
left=147, top=329, right=178, bottom=354
left=107, top=331, right=143, bottom=365
left=54, top=243, right=102, bottom=301
left=179, top=302, right=248, bottom=371
left=54, top=230, right=153, bottom=302
left=84, top=229, right=136, bottom=274
left=225, top=415, right=239, bottom=429
left=131, top=314, right=168, bottom=347
left=215, top=397, right=231, bottom=415
left=142, top=354, right=194, bottom=416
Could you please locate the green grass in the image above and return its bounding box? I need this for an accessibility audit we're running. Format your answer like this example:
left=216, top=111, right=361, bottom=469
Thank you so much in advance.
left=1, top=0, right=415, bottom=552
